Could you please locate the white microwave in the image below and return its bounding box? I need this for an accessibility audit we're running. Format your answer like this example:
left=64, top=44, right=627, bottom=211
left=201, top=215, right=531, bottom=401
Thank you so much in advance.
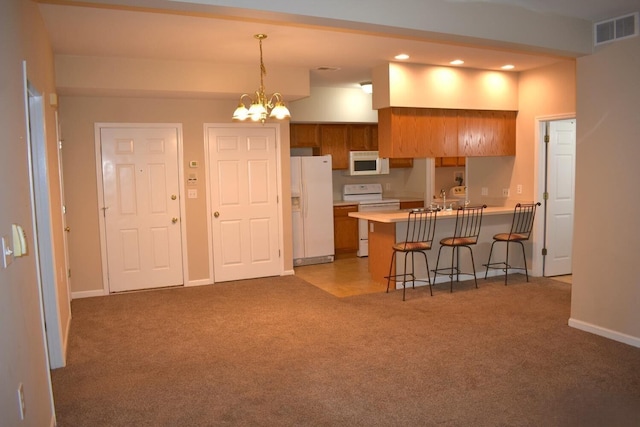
left=348, top=151, right=389, bottom=176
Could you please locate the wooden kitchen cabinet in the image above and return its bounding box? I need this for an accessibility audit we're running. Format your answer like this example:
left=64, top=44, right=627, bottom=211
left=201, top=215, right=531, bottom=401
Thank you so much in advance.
left=333, top=205, right=359, bottom=257
left=436, top=156, right=465, bottom=167
left=290, top=123, right=320, bottom=149
left=389, top=158, right=414, bottom=168
left=399, top=200, right=424, bottom=210
left=291, top=122, right=413, bottom=170
left=457, top=110, right=516, bottom=156
left=378, top=107, right=457, bottom=158
left=348, top=124, right=378, bottom=151
left=320, top=124, right=350, bottom=170
left=378, top=107, right=516, bottom=159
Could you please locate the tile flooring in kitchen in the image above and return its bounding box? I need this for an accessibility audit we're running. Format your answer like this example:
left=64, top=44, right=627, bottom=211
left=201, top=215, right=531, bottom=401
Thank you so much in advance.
left=294, top=256, right=572, bottom=298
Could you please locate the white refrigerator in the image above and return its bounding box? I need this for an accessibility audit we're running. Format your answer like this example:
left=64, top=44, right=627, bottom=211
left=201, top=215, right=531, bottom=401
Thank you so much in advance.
left=291, top=155, right=335, bottom=266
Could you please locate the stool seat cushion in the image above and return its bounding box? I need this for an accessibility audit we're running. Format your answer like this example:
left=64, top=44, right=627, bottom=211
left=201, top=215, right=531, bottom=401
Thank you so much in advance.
left=393, top=241, right=432, bottom=251
left=440, top=236, right=477, bottom=246
left=493, top=232, right=528, bottom=241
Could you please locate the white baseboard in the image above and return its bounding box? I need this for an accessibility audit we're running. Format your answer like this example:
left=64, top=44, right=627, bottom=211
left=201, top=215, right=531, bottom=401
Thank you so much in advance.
left=283, top=269, right=295, bottom=276
left=568, top=318, right=640, bottom=348
left=71, top=289, right=107, bottom=299
left=185, top=278, right=212, bottom=287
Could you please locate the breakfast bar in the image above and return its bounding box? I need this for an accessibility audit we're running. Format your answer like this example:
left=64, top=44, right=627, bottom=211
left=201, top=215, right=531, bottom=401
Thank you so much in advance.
left=349, top=207, right=517, bottom=288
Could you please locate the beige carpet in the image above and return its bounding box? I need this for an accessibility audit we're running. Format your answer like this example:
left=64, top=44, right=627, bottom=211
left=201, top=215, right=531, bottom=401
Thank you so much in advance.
left=51, top=275, right=640, bottom=426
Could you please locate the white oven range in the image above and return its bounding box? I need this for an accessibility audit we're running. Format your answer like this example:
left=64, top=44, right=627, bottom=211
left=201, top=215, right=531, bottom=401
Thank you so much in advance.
left=342, top=184, right=400, bottom=257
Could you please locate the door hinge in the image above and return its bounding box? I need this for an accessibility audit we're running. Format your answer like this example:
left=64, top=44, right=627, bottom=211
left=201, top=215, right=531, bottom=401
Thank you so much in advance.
left=544, top=135, right=550, bottom=143
left=68, top=268, right=71, bottom=278
left=543, top=192, right=549, bottom=200
left=542, top=248, right=547, bottom=256
left=278, top=249, right=281, bottom=258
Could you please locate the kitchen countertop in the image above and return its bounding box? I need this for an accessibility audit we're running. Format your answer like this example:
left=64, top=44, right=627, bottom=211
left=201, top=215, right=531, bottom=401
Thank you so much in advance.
left=333, top=196, right=425, bottom=207
left=348, top=206, right=513, bottom=222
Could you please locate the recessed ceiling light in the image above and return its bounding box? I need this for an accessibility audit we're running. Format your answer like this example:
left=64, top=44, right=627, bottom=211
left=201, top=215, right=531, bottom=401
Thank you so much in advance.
left=450, top=59, right=464, bottom=65
left=501, top=64, right=515, bottom=70
left=394, top=53, right=410, bottom=60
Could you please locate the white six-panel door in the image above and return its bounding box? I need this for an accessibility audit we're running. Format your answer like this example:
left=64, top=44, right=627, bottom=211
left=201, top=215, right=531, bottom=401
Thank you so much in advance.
left=545, top=119, right=576, bottom=276
left=100, top=126, right=184, bottom=292
left=206, top=125, right=280, bottom=282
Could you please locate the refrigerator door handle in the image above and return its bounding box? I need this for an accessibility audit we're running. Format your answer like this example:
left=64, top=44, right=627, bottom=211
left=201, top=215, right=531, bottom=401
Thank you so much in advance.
left=302, top=182, right=308, bottom=219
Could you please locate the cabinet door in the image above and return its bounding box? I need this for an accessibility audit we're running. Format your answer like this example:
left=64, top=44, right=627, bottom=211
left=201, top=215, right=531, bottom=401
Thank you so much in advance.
left=458, top=110, right=516, bottom=156
left=399, top=200, right=424, bottom=210
left=378, top=108, right=422, bottom=158
left=290, top=124, right=320, bottom=148
left=378, top=107, right=457, bottom=158
left=348, top=124, right=373, bottom=151
left=439, top=157, right=459, bottom=167
left=423, top=109, right=458, bottom=157
left=389, top=158, right=414, bottom=168
left=320, top=125, right=349, bottom=169
left=333, top=205, right=359, bottom=255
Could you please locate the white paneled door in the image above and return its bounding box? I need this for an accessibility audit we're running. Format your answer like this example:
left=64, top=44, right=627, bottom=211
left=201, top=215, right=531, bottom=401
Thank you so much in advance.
left=206, top=125, right=280, bottom=282
left=545, top=119, right=575, bottom=277
left=101, top=127, right=184, bottom=292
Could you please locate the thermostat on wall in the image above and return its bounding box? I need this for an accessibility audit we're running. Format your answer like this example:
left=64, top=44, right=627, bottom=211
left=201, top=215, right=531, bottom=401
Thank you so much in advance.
left=189, top=160, right=199, bottom=168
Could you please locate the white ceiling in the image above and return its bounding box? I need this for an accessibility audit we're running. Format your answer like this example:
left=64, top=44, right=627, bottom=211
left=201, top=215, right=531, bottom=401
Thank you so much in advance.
left=38, top=0, right=639, bottom=90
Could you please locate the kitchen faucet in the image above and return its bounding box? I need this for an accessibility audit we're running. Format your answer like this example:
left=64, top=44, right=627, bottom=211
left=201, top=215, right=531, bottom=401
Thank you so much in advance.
left=440, top=188, right=446, bottom=210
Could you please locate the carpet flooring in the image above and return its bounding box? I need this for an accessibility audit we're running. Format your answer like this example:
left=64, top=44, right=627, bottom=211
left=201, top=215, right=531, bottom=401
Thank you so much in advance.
left=51, top=275, right=640, bottom=426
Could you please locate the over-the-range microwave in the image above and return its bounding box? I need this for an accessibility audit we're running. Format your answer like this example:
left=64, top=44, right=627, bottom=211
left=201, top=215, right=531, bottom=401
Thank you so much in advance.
left=348, top=151, right=389, bottom=176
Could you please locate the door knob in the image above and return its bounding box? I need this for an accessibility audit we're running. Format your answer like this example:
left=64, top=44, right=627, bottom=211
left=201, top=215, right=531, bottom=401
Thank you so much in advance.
left=64, top=226, right=71, bottom=232
left=214, top=211, right=220, bottom=218
left=172, top=217, right=178, bottom=223
left=171, top=194, right=177, bottom=200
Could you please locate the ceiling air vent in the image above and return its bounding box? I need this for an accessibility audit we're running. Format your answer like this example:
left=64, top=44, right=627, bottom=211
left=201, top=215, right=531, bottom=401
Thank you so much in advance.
left=594, top=12, right=639, bottom=46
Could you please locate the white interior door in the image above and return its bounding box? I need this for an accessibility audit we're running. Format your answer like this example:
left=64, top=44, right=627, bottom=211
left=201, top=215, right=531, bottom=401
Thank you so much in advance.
left=101, top=127, right=184, bottom=292
left=206, top=125, right=280, bottom=282
left=545, top=119, right=576, bottom=276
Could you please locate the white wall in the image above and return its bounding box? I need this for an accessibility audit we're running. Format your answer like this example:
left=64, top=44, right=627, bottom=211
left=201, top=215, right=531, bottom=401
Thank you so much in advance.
left=570, top=36, right=640, bottom=345
left=0, top=0, right=57, bottom=425
left=289, top=86, right=378, bottom=123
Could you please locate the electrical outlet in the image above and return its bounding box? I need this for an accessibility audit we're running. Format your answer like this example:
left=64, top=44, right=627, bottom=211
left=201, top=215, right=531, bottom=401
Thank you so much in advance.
left=481, top=187, right=488, bottom=196
left=502, top=188, right=510, bottom=197
left=516, top=184, right=522, bottom=194
left=17, top=383, right=25, bottom=420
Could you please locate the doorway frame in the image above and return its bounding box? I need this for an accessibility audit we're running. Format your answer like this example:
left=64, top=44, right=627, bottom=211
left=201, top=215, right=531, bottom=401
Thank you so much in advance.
left=23, top=63, right=69, bottom=372
left=94, top=123, right=189, bottom=294
left=532, top=113, right=576, bottom=277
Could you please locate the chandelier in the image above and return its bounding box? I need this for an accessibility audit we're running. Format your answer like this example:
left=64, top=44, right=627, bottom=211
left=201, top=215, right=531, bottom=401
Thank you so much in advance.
left=232, top=34, right=291, bottom=123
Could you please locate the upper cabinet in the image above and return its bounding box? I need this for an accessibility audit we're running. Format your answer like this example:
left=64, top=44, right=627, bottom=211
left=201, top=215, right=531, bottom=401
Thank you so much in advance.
left=378, top=107, right=516, bottom=159
left=290, top=123, right=320, bottom=148
left=457, top=110, right=516, bottom=156
left=290, top=123, right=412, bottom=170
left=348, top=124, right=378, bottom=151
left=319, top=124, right=350, bottom=170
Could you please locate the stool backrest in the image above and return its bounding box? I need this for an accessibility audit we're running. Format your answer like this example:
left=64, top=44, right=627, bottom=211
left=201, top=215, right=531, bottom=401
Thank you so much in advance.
left=400, top=209, right=437, bottom=247
left=452, top=205, right=486, bottom=244
left=509, top=202, right=541, bottom=239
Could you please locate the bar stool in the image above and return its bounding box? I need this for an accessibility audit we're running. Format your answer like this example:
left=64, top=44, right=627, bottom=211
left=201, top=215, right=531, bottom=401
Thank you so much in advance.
left=484, top=202, right=541, bottom=285
left=385, top=209, right=437, bottom=301
left=433, top=205, right=486, bottom=293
